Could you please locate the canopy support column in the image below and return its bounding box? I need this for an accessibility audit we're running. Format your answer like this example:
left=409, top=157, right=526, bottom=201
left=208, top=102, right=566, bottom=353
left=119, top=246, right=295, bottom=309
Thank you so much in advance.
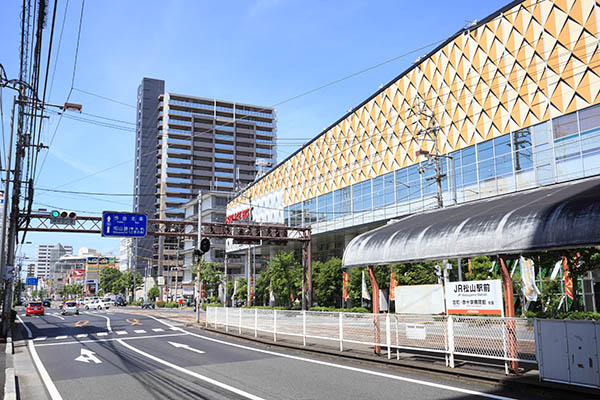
left=499, top=255, right=519, bottom=374
left=367, top=266, right=380, bottom=355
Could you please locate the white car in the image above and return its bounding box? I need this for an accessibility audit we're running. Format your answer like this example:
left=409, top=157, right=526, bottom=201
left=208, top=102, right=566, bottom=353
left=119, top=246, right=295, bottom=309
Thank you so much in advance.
left=61, top=301, right=79, bottom=315
left=84, top=299, right=109, bottom=311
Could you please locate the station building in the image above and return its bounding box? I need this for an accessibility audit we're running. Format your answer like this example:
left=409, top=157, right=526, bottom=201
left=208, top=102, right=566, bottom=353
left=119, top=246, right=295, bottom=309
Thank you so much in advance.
left=227, top=0, right=600, bottom=270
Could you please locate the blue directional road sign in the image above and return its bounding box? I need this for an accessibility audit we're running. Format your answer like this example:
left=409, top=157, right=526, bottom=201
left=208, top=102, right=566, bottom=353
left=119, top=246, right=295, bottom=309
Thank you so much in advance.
left=26, top=277, right=38, bottom=286
left=102, top=211, right=147, bottom=238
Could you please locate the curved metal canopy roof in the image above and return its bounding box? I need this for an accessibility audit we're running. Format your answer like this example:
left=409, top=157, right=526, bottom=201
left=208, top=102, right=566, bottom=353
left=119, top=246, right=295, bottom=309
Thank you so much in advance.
left=342, top=177, right=600, bottom=267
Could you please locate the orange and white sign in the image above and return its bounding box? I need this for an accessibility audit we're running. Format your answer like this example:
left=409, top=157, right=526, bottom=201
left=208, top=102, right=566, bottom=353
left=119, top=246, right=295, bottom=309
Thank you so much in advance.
left=446, top=279, right=503, bottom=315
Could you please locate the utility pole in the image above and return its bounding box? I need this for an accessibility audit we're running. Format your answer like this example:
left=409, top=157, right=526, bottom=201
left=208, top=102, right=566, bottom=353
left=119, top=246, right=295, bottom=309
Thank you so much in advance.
left=410, top=97, right=450, bottom=209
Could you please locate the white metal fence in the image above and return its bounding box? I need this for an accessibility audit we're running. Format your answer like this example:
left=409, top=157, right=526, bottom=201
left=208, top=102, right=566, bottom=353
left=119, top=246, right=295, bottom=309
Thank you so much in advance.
left=206, top=307, right=537, bottom=369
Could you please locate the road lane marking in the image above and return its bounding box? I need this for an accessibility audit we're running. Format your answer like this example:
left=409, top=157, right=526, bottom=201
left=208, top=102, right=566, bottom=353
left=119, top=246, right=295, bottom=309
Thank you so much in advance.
left=117, top=339, right=265, bottom=400
left=33, top=337, right=47, bottom=341
left=152, top=328, right=164, bottom=332
left=75, top=349, right=102, bottom=364
left=35, top=333, right=188, bottom=347
left=146, top=315, right=516, bottom=400
left=97, top=332, right=109, bottom=336
left=116, top=330, right=128, bottom=335
left=75, top=320, right=89, bottom=327
left=16, top=315, right=63, bottom=400
left=126, top=318, right=141, bottom=326
left=76, top=334, right=88, bottom=338
left=47, top=313, right=65, bottom=321
left=94, top=313, right=112, bottom=332
left=168, top=341, right=205, bottom=354
left=55, top=336, right=67, bottom=340
left=134, top=329, right=146, bottom=334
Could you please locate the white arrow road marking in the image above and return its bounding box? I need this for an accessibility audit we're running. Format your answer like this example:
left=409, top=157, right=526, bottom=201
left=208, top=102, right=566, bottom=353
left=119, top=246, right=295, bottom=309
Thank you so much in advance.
left=168, top=341, right=205, bottom=354
left=75, top=349, right=102, bottom=364
left=16, top=315, right=63, bottom=400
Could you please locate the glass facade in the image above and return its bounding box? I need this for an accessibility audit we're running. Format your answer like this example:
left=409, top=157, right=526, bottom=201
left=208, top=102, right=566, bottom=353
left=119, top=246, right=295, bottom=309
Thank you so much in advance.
left=284, top=103, right=600, bottom=228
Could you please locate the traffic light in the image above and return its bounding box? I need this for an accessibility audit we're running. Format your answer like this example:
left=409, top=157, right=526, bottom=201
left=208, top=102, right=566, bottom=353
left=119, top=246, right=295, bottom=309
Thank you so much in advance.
left=193, top=239, right=211, bottom=262
left=50, top=210, right=77, bottom=225
left=200, top=238, right=210, bottom=253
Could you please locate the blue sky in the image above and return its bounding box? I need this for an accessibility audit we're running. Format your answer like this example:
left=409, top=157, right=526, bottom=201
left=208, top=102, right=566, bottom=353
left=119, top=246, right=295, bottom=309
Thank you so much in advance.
left=0, top=0, right=508, bottom=265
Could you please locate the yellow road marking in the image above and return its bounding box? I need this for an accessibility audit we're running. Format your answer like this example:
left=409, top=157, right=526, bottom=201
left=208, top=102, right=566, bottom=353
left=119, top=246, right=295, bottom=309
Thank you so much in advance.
left=75, top=320, right=89, bottom=327
left=126, top=318, right=141, bottom=326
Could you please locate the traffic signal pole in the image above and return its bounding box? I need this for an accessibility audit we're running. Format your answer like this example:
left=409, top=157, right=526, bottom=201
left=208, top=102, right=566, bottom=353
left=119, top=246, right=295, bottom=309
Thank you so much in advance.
left=196, top=191, right=202, bottom=323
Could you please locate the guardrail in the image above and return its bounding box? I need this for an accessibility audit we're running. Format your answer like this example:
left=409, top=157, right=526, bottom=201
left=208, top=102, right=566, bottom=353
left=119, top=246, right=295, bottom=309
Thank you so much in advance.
left=206, top=307, right=537, bottom=371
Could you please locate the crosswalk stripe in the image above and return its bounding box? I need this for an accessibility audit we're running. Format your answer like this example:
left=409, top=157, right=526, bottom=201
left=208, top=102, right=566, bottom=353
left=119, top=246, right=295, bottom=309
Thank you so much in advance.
left=152, top=328, right=164, bottom=332
left=169, top=327, right=183, bottom=331
left=76, top=334, right=88, bottom=338
left=97, top=332, right=109, bottom=336
left=33, top=337, right=47, bottom=341
left=134, top=330, right=146, bottom=334
left=116, top=331, right=128, bottom=335
left=55, top=336, right=67, bottom=340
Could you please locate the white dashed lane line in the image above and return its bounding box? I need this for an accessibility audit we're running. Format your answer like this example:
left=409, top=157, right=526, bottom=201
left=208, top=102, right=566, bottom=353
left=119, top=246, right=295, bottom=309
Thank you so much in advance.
left=32, top=327, right=183, bottom=341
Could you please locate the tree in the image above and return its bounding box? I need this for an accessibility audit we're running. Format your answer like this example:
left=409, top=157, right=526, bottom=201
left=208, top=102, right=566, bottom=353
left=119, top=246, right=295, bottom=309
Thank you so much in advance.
left=147, top=285, right=160, bottom=301
left=260, top=251, right=301, bottom=308
left=463, top=256, right=499, bottom=281
left=198, top=261, right=223, bottom=298
left=100, top=268, right=122, bottom=294
left=313, top=258, right=343, bottom=307
left=117, top=272, right=144, bottom=300
left=234, top=278, right=247, bottom=302
left=392, top=261, right=439, bottom=286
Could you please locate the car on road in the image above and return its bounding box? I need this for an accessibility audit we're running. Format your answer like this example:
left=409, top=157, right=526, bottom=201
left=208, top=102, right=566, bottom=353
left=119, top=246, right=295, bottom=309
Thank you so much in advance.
left=103, top=297, right=113, bottom=307
left=141, top=301, right=155, bottom=309
left=25, top=301, right=44, bottom=316
left=61, top=301, right=79, bottom=315
left=42, top=299, right=51, bottom=308
left=84, top=299, right=110, bottom=311
left=114, top=297, right=127, bottom=307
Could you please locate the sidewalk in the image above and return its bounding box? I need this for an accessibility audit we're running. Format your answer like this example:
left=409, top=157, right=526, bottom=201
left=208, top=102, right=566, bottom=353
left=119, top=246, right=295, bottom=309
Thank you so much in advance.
left=114, top=307, right=600, bottom=399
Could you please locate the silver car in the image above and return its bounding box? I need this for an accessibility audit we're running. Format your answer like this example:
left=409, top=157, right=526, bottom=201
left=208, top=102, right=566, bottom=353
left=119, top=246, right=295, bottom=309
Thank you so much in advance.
left=61, top=301, right=79, bottom=315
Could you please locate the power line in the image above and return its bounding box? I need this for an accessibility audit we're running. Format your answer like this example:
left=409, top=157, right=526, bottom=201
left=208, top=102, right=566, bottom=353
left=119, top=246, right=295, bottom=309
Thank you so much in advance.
left=72, top=87, right=136, bottom=108
left=35, top=0, right=85, bottom=184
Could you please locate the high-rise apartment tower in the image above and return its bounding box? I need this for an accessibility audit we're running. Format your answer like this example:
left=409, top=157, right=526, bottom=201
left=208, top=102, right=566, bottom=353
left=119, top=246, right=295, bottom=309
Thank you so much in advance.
left=133, top=78, right=277, bottom=280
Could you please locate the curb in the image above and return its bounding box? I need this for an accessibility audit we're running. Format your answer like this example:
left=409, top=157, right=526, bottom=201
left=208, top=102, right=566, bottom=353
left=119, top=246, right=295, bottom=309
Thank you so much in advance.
left=4, top=329, right=16, bottom=400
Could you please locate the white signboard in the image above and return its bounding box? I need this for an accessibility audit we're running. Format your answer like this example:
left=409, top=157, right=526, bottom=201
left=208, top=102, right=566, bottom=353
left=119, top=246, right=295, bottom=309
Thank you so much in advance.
left=157, top=276, right=165, bottom=286
left=406, top=324, right=427, bottom=340
left=395, top=284, right=444, bottom=314
left=446, top=279, right=503, bottom=315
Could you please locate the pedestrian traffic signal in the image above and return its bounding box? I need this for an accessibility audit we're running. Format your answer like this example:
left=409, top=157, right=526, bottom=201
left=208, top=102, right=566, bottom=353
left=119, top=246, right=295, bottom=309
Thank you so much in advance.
left=50, top=210, right=77, bottom=225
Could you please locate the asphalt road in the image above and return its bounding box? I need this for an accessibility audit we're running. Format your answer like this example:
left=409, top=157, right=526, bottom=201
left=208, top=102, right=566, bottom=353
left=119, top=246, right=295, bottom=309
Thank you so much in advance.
left=15, top=307, right=547, bottom=400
